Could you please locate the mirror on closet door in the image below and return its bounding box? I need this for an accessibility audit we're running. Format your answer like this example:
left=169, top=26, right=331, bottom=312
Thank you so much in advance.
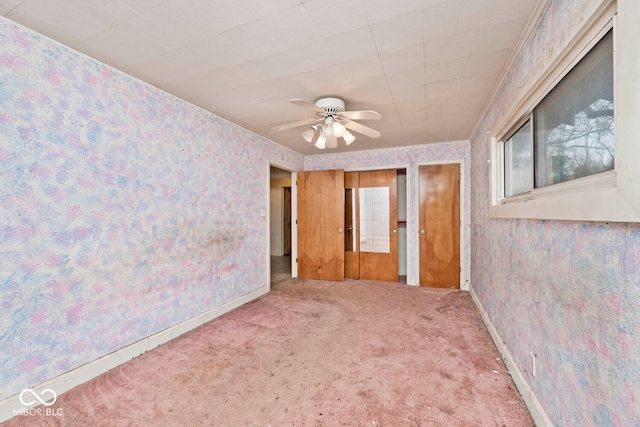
left=359, top=186, right=390, bottom=253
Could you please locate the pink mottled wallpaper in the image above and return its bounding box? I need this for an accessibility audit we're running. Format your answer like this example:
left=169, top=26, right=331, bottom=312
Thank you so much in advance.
left=470, top=1, right=640, bottom=426
left=0, top=18, right=303, bottom=400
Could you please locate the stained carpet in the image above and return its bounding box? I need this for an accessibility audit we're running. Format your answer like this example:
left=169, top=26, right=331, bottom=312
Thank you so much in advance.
left=2, top=278, right=534, bottom=426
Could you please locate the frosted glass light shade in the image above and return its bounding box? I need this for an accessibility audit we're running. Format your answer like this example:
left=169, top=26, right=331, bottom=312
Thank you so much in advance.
left=343, top=131, right=356, bottom=145
left=302, top=127, right=316, bottom=142
left=333, top=122, right=346, bottom=137
left=315, top=134, right=326, bottom=149
left=324, top=117, right=334, bottom=137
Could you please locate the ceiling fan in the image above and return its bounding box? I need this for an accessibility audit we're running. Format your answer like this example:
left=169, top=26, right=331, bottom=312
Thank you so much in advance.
left=271, top=97, right=381, bottom=149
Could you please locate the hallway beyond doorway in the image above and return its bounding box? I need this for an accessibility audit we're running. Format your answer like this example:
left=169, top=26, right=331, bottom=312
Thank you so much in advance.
left=271, top=255, right=292, bottom=285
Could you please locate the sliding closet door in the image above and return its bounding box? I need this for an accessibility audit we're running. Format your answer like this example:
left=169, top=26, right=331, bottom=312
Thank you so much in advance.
left=297, top=170, right=345, bottom=281
left=358, top=170, right=398, bottom=282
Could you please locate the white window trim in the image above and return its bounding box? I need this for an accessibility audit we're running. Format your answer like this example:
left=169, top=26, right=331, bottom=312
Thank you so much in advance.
left=489, top=0, right=640, bottom=222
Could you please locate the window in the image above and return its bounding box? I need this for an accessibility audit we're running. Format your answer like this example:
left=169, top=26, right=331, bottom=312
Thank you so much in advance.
left=504, top=120, right=532, bottom=197
left=499, top=31, right=613, bottom=200
left=534, top=31, right=614, bottom=188
left=489, top=1, right=640, bottom=222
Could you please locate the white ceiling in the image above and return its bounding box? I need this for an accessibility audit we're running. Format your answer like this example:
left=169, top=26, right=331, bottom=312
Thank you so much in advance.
left=1, top=0, right=541, bottom=155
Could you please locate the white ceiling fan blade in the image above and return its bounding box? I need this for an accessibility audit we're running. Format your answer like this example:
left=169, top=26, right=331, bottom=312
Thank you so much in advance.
left=343, top=119, right=381, bottom=138
left=289, top=99, right=324, bottom=114
left=271, top=117, right=319, bottom=132
left=326, top=136, right=338, bottom=148
left=340, top=110, right=381, bottom=120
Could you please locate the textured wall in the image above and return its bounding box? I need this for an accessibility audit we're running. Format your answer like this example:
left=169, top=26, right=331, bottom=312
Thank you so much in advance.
left=470, top=1, right=640, bottom=426
left=0, top=18, right=303, bottom=400
left=305, top=142, right=470, bottom=287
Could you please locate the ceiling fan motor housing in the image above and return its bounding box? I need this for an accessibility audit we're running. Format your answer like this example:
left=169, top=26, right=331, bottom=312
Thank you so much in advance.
left=314, top=97, right=345, bottom=116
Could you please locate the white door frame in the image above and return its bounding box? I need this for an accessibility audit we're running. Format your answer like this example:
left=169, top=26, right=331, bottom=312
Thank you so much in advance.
left=291, top=171, right=297, bottom=278
left=268, top=163, right=296, bottom=285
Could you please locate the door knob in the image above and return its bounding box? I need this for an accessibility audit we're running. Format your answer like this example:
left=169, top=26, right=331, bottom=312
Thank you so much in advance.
left=420, top=230, right=426, bottom=235
left=392, top=229, right=397, bottom=233
left=338, top=228, right=343, bottom=233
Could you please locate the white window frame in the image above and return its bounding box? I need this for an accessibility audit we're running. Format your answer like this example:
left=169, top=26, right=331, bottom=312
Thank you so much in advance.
left=501, top=117, right=533, bottom=199
left=489, top=0, right=640, bottom=222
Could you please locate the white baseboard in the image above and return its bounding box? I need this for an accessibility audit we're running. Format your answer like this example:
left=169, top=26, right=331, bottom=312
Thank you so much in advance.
left=0, top=285, right=269, bottom=423
left=470, top=288, right=554, bottom=427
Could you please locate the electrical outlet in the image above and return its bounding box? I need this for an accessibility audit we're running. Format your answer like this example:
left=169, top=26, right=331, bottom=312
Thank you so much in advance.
left=530, top=352, right=536, bottom=377
left=232, top=279, right=237, bottom=289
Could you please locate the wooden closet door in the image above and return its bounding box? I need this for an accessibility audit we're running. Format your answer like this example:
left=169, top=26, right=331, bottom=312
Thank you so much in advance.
left=297, top=170, right=345, bottom=281
left=419, top=164, right=460, bottom=288
left=358, top=170, right=398, bottom=282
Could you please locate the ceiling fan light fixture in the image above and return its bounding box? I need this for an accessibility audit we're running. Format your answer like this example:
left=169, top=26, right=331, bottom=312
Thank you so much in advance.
left=301, top=127, right=316, bottom=143
left=271, top=97, right=381, bottom=149
left=315, top=134, right=327, bottom=149
left=323, top=117, right=334, bottom=137
left=333, top=121, right=346, bottom=137
left=343, top=131, right=355, bottom=145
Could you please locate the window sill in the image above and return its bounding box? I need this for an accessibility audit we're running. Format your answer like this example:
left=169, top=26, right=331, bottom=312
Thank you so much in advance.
left=498, top=170, right=616, bottom=204
left=529, top=170, right=616, bottom=199
left=490, top=170, right=640, bottom=222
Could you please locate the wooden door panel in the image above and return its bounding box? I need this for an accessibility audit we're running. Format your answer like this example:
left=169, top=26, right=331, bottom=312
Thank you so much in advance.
left=359, top=170, right=398, bottom=282
left=297, top=170, right=345, bottom=281
left=419, top=164, right=460, bottom=288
